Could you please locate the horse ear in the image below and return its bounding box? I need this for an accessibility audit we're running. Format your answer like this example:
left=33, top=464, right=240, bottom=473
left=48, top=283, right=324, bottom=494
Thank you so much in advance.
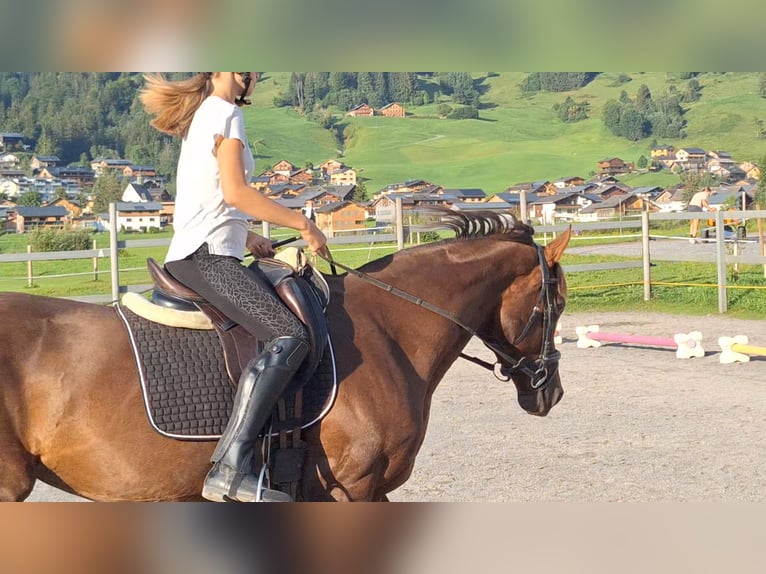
left=544, top=226, right=571, bottom=265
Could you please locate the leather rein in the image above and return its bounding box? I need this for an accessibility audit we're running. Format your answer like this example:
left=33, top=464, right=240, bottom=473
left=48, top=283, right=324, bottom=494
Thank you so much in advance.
left=319, top=244, right=561, bottom=391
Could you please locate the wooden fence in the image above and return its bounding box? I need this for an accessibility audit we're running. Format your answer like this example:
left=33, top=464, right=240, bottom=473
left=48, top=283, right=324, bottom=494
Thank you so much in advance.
left=1, top=202, right=765, bottom=313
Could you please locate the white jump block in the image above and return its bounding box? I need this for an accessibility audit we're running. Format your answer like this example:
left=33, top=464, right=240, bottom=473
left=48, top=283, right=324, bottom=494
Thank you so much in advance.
left=718, top=335, right=751, bottom=364
left=576, top=325, right=704, bottom=359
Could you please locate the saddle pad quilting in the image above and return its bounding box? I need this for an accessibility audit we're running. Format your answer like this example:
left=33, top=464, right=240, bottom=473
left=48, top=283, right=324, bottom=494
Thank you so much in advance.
left=116, top=304, right=337, bottom=441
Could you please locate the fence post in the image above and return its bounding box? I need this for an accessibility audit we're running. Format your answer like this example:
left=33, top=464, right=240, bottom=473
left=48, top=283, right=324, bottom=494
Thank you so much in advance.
left=641, top=211, right=651, bottom=301
left=109, top=203, right=120, bottom=302
left=92, top=239, right=98, bottom=281
left=27, top=244, right=33, bottom=288
left=715, top=210, right=727, bottom=313
left=395, top=198, right=404, bottom=251
left=520, top=190, right=528, bottom=224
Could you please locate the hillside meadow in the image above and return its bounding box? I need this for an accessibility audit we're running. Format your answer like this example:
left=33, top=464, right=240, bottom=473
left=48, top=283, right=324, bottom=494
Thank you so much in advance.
left=243, top=72, right=766, bottom=194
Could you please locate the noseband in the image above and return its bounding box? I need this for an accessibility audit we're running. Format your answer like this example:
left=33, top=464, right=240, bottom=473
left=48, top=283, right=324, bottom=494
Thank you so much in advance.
left=321, top=243, right=562, bottom=391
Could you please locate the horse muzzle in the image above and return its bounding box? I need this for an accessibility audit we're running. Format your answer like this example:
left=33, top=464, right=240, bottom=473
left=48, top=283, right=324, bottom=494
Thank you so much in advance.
left=516, top=373, right=564, bottom=416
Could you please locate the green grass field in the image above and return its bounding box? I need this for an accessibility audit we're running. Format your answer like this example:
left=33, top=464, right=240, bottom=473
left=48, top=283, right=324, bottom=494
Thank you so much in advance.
left=242, top=72, right=766, bottom=195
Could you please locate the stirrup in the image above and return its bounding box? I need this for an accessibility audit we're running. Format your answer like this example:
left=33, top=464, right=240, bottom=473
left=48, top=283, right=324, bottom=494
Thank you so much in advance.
left=254, top=462, right=293, bottom=503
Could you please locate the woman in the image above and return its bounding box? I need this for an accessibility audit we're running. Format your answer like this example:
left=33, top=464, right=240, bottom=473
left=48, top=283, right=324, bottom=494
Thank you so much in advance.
left=141, top=72, right=327, bottom=502
left=687, top=186, right=712, bottom=242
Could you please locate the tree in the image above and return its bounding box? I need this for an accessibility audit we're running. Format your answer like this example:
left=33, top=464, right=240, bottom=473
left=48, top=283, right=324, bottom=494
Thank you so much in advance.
left=17, top=191, right=42, bottom=206
left=637, top=155, right=648, bottom=169
left=635, top=84, right=652, bottom=112
left=756, top=155, right=766, bottom=208
left=91, top=171, right=123, bottom=213
left=760, top=73, right=766, bottom=98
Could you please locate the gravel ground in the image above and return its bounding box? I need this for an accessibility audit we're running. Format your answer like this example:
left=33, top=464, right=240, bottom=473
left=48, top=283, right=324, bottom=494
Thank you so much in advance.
left=29, top=310, right=766, bottom=502
left=390, top=310, right=766, bottom=502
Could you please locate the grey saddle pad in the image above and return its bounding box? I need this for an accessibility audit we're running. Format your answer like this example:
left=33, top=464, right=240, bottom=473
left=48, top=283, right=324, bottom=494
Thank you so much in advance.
left=116, top=304, right=337, bottom=440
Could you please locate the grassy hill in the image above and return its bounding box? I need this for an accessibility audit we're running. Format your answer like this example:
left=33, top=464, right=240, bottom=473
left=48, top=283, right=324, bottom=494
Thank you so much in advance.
left=243, top=72, right=766, bottom=194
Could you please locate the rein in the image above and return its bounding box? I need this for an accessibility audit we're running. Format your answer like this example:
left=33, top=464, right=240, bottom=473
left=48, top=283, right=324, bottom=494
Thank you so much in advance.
left=318, top=244, right=560, bottom=390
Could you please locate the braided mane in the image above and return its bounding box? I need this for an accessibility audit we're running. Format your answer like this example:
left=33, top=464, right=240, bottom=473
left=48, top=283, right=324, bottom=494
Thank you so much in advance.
left=417, top=207, right=535, bottom=243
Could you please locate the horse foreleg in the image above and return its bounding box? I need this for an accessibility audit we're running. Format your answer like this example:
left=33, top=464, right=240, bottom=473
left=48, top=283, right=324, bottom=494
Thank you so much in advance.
left=0, top=426, right=37, bottom=501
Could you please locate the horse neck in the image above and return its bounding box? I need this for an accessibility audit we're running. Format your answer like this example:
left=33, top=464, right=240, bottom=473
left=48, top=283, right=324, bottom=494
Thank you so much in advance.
left=345, top=238, right=537, bottom=383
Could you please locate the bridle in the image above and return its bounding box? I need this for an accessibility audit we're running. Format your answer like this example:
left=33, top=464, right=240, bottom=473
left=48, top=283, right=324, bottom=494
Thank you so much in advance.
left=320, top=243, right=562, bottom=392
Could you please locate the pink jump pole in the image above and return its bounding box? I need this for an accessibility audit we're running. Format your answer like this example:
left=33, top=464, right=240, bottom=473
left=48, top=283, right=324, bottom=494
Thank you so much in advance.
left=576, top=325, right=704, bottom=359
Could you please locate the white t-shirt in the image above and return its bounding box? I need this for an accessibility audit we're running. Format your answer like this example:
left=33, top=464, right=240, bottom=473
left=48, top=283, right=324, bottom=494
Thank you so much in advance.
left=165, top=96, right=255, bottom=263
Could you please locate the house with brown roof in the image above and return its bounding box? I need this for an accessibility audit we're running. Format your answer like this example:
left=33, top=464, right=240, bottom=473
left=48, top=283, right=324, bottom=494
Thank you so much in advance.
left=597, top=158, right=634, bottom=175
left=314, top=202, right=367, bottom=237
left=272, top=160, right=297, bottom=176
left=380, top=102, right=405, bottom=117
left=347, top=103, right=374, bottom=117
left=329, top=167, right=357, bottom=186
left=9, top=206, right=69, bottom=233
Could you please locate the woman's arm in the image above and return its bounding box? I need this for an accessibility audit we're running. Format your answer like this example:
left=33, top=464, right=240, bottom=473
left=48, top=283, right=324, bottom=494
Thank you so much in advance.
left=217, top=138, right=327, bottom=255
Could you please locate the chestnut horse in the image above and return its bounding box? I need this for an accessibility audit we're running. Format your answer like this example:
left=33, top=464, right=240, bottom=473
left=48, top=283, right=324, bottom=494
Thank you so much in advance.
left=0, top=211, right=569, bottom=502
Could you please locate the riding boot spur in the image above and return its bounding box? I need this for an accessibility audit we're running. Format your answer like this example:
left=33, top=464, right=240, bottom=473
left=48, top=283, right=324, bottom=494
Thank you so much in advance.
left=202, top=336, right=309, bottom=503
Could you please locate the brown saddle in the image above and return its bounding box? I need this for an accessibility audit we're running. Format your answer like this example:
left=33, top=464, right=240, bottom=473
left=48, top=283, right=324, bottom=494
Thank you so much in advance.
left=146, top=257, right=329, bottom=390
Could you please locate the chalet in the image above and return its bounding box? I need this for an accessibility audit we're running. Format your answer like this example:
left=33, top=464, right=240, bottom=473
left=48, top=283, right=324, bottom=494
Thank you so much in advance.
left=442, top=188, right=487, bottom=203
left=553, top=176, right=586, bottom=189
left=650, top=145, right=675, bottom=159
left=114, top=202, right=162, bottom=232
left=123, top=165, right=158, bottom=180
left=653, top=187, right=686, bottom=213
left=30, top=155, right=61, bottom=171
left=451, top=201, right=512, bottom=214
left=250, top=175, right=271, bottom=190
left=91, top=158, right=132, bottom=176
left=708, top=186, right=753, bottom=211
left=707, top=150, right=732, bottom=161
left=0, top=133, right=25, bottom=150
left=527, top=192, right=583, bottom=223
left=596, top=157, right=634, bottom=175
left=379, top=102, right=405, bottom=118
left=314, top=202, right=367, bottom=237
left=265, top=184, right=307, bottom=199
left=578, top=193, right=642, bottom=221
left=372, top=194, right=415, bottom=222
left=0, top=152, right=20, bottom=167
left=288, top=169, right=314, bottom=186
left=505, top=181, right=557, bottom=195
left=10, top=206, right=69, bottom=233
left=739, top=162, right=761, bottom=180
left=675, top=147, right=707, bottom=165
left=272, top=160, right=298, bottom=176
left=710, top=162, right=746, bottom=181
left=39, top=166, right=96, bottom=187
left=347, top=103, right=374, bottom=117
left=329, top=167, right=357, bottom=186
left=318, top=159, right=345, bottom=178
left=376, top=180, right=440, bottom=198
left=43, top=197, right=82, bottom=217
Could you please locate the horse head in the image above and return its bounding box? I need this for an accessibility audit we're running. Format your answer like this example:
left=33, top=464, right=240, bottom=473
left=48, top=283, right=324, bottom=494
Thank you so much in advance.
left=492, top=228, right=570, bottom=417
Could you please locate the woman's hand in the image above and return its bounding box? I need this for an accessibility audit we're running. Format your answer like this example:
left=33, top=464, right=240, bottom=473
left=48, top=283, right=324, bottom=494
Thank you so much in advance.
left=299, top=219, right=328, bottom=258
left=246, top=231, right=275, bottom=258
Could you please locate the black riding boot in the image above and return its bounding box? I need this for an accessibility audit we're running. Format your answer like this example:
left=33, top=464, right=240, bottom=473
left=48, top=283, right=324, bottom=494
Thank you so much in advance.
left=202, top=336, right=309, bottom=503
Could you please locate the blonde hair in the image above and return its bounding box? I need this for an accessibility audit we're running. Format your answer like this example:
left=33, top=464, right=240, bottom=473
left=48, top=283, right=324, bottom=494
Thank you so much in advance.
left=140, top=73, right=211, bottom=138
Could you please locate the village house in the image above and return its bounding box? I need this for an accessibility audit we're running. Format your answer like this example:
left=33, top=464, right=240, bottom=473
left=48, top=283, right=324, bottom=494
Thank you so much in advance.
left=739, top=162, right=761, bottom=180
left=650, top=145, right=675, bottom=160
left=272, top=160, right=298, bottom=176
left=30, top=155, right=61, bottom=171
left=553, top=176, right=586, bottom=189
left=596, top=157, right=634, bottom=175
left=314, top=202, right=367, bottom=237
left=379, top=102, right=405, bottom=117
left=441, top=188, right=487, bottom=203
left=674, top=147, right=707, bottom=169
left=38, top=166, right=96, bottom=187
left=0, top=152, right=21, bottom=167
left=0, top=132, right=25, bottom=150
left=505, top=181, right=558, bottom=195
left=329, top=167, right=357, bottom=186
left=347, top=103, right=374, bottom=117
left=43, top=196, right=83, bottom=218
left=122, top=164, right=158, bottom=181
left=318, top=159, right=345, bottom=179
left=114, top=202, right=162, bottom=232
left=91, top=158, right=132, bottom=176
left=577, top=193, right=644, bottom=222
left=8, top=205, right=69, bottom=233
